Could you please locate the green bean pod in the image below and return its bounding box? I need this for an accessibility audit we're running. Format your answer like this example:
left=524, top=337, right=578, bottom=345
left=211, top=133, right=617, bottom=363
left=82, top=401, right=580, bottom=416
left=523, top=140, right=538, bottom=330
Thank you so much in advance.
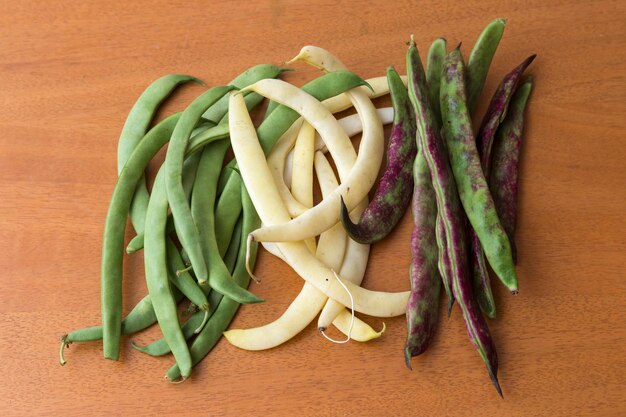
left=214, top=172, right=244, bottom=255
left=165, top=239, right=209, bottom=311
left=101, top=113, right=180, bottom=360
left=466, top=18, right=506, bottom=113
left=440, top=47, right=518, bottom=294
left=131, top=217, right=243, bottom=357
left=191, top=140, right=262, bottom=304
left=165, top=86, right=234, bottom=285
left=116, top=75, right=204, bottom=234
left=166, top=185, right=260, bottom=381
left=144, top=168, right=193, bottom=378
left=101, top=116, right=231, bottom=360
left=59, top=289, right=184, bottom=365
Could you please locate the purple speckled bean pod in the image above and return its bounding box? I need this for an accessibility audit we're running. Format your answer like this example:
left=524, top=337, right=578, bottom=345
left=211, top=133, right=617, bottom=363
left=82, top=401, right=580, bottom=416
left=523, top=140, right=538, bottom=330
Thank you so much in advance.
left=404, top=150, right=441, bottom=366
left=340, top=67, right=417, bottom=244
left=470, top=55, right=535, bottom=315
left=426, top=37, right=455, bottom=311
left=435, top=213, right=454, bottom=315
left=407, top=39, right=501, bottom=395
left=490, top=78, right=533, bottom=263
left=470, top=235, right=496, bottom=318
left=477, top=54, right=536, bottom=176
left=441, top=47, right=519, bottom=295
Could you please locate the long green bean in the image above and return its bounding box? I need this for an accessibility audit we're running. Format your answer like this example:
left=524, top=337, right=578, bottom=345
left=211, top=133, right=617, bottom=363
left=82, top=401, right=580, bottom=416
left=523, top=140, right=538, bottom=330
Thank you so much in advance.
left=191, top=140, right=262, bottom=303
left=101, top=116, right=232, bottom=360
left=144, top=168, right=194, bottom=378
left=131, top=217, right=243, bottom=357
left=166, top=186, right=260, bottom=381
left=118, top=75, right=203, bottom=237
left=165, top=86, right=234, bottom=285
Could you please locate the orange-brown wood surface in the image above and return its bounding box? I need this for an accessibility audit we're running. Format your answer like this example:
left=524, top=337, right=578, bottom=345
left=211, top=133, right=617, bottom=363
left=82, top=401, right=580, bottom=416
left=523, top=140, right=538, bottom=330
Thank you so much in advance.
left=1, top=1, right=625, bottom=416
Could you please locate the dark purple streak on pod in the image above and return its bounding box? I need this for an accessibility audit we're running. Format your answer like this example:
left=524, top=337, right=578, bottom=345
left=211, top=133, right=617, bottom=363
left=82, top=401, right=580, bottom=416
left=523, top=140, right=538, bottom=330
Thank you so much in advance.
left=340, top=67, right=417, bottom=244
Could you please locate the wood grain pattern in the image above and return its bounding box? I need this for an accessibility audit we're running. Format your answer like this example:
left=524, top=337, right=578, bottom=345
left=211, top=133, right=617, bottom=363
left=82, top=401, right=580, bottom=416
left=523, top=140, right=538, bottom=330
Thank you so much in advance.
left=1, top=0, right=625, bottom=415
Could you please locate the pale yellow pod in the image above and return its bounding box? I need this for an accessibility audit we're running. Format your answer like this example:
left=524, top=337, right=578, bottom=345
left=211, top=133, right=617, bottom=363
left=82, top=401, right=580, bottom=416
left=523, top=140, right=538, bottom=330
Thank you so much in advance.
left=224, top=145, right=345, bottom=350
left=243, top=76, right=384, bottom=243
left=291, top=121, right=317, bottom=253
left=228, top=92, right=409, bottom=317
left=290, top=46, right=382, bottom=335
left=266, top=119, right=309, bottom=218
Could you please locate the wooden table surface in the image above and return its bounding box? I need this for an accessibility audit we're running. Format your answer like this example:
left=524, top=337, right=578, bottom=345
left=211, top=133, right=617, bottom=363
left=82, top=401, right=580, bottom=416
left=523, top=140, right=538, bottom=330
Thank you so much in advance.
left=1, top=1, right=625, bottom=416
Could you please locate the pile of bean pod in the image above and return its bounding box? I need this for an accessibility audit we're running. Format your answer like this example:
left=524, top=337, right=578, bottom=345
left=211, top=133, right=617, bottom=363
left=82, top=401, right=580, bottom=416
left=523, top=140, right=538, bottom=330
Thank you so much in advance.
left=60, top=18, right=535, bottom=391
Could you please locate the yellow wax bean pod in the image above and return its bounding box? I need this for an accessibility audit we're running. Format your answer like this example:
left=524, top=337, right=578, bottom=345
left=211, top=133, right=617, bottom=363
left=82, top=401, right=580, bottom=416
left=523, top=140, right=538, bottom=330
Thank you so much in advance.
left=228, top=92, right=409, bottom=317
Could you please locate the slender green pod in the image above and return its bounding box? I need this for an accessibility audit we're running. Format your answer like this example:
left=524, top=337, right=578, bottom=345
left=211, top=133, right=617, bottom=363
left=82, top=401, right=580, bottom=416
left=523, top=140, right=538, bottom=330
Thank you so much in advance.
left=116, top=75, right=203, bottom=173
left=166, top=186, right=261, bottom=381
left=408, top=39, right=501, bottom=395
left=466, top=18, right=507, bottom=113
left=117, top=75, right=203, bottom=236
left=101, top=112, right=180, bottom=360
left=132, top=217, right=243, bottom=357
left=101, top=117, right=232, bottom=360
left=126, top=91, right=268, bottom=254
left=165, top=86, right=234, bottom=285
left=490, top=78, right=533, bottom=263
left=440, top=47, right=518, bottom=295
left=404, top=150, right=441, bottom=365
left=144, top=168, right=193, bottom=379
left=165, top=239, right=209, bottom=312
left=191, top=140, right=262, bottom=303
left=214, top=173, right=244, bottom=256
left=340, top=67, right=417, bottom=244
left=59, top=289, right=184, bottom=365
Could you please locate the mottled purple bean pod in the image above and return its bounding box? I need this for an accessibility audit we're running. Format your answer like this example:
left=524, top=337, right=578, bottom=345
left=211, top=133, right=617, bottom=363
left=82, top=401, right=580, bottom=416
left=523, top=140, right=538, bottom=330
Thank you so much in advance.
left=469, top=55, right=535, bottom=313
left=490, top=78, right=533, bottom=263
left=425, top=37, right=455, bottom=312
left=435, top=213, right=454, bottom=315
left=477, top=55, right=536, bottom=176
left=340, top=67, right=417, bottom=244
left=440, top=47, right=518, bottom=295
left=404, top=152, right=441, bottom=366
left=470, top=235, right=496, bottom=318
left=408, top=39, right=501, bottom=395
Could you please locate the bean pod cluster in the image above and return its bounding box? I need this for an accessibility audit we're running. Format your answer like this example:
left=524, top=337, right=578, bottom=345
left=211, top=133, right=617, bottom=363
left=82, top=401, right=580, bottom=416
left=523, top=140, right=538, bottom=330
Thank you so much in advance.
left=61, top=20, right=534, bottom=392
